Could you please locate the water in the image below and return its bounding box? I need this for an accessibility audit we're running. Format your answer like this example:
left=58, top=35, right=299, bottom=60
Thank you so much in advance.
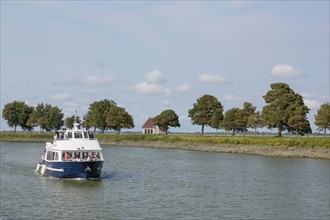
left=1, top=142, right=329, bottom=220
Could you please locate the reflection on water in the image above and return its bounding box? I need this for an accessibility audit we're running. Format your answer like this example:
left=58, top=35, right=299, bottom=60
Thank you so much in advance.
left=1, top=142, right=329, bottom=220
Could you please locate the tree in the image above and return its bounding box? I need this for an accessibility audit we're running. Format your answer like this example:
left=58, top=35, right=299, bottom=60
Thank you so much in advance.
left=64, top=115, right=81, bottom=129
left=240, top=102, right=256, bottom=135
left=288, top=106, right=311, bottom=135
left=87, top=99, right=116, bottom=133
left=188, top=94, right=223, bottom=134
left=81, top=114, right=91, bottom=130
left=222, top=108, right=244, bottom=135
left=314, top=103, right=330, bottom=136
left=262, top=82, right=310, bottom=136
left=2, top=101, right=34, bottom=132
left=106, top=106, right=134, bottom=134
left=248, top=111, right=263, bottom=135
left=210, top=108, right=224, bottom=132
left=28, top=103, right=64, bottom=132
left=154, top=109, right=180, bottom=135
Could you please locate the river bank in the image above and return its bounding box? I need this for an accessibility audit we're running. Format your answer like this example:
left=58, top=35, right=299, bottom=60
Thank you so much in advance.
left=1, top=133, right=329, bottom=159
left=99, top=140, right=330, bottom=159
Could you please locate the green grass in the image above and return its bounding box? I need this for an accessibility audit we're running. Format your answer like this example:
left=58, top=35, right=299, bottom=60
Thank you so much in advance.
left=1, top=132, right=329, bottom=148
left=95, top=133, right=329, bottom=148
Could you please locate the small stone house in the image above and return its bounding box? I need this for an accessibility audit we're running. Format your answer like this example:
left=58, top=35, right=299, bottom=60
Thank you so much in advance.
left=142, top=118, right=164, bottom=134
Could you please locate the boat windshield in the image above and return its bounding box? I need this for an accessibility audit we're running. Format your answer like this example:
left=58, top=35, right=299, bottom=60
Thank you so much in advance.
left=56, top=131, right=95, bottom=140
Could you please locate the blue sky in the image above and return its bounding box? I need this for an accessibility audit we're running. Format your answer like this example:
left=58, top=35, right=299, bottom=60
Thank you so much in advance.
left=1, top=1, right=329, bottom=133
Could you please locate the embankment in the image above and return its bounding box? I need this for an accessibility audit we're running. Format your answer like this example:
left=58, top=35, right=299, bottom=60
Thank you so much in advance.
left=98, top=139, right=330, bottom=159
left=1, top=133, right=329, bottom=159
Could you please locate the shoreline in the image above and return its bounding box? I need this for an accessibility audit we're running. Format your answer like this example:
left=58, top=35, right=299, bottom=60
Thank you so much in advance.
left=1, top=135, right=329, bottom=159
left=99, top=140, right=330, bottom=160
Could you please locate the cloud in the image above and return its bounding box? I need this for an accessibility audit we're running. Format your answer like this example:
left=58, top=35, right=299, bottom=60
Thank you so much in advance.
left=53, top=78, right=73, bottom=85
left=302, top=92, right=327, bottom=109
left=160, top=100, right=170, bottom=106
left=175, top=84, right=192, bottom=93
left=145, top=69, right=167, bottom=84
left=197, top=73, right=230, bottom=84
left=132, top=82, right=164, bottom=95
left=304, top=99, right=322, bottom=110
left=83, top=75, right=119, bottom=86
left=49, top=93, right=71, bottom=101
left=270, top=64, right=303, bottom=78
left=222, top=94, right=246, bottom=104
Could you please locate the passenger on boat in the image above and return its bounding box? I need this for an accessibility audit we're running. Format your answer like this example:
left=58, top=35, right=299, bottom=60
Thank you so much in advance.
left=64, top=152, right=72, bottom=160
left=54, top=131, right=59, bottom=142
left=58, top=132, right=64, bottom=140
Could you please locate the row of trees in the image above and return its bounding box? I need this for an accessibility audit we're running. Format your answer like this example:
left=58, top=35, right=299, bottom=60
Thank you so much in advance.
left=188, top=83, right=329, bottom=136
left=2, top=82, right=330, bottom=136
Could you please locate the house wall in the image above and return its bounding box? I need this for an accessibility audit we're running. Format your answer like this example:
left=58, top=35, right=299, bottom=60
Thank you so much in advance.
left=143, top=125, right=164, bottom=135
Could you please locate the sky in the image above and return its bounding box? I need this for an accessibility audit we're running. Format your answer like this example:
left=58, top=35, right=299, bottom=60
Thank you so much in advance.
left=1, top=1, right=329, bottom=133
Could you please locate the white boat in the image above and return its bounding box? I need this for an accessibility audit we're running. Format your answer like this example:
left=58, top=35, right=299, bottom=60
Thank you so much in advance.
left=36, top=121, right=104, bottom=179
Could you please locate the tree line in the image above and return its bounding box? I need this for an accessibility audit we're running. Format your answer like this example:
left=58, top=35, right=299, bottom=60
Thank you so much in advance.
left=2, top=82, right=330, bottom=136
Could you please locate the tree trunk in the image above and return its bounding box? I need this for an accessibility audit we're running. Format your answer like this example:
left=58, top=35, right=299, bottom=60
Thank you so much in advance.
left=324, top=129, right=327, bottom=137
left=254, top=127, right=257, bottom=136
left=201, top=124, right=205, bottom=134
left=277, top=126, right=282, bottom=137
left=13, top=125, right=17, bottom=133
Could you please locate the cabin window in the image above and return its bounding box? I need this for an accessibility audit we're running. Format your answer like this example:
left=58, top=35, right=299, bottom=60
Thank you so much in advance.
left=63, top=152, right=72, bottom=161
left=73, top=152, right=81, bottom=161
left=54, top=152, right=59, bottom=160
left=82, top=152, right=89, bottom=160
left=74, top=132, right=83, bottom=139
left=67, top=132, right=72, bottom=139
left=83, top=132, right=89, bottom=139
left=46, top=151, right=58, bottom=161
left=88, top=132, right=94, bottom=139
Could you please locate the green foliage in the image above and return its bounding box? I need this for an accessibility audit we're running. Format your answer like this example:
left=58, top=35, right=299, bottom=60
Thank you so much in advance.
left=2, top=101, right=34, bottom=132
left=314, top=103, right=330, bottom=136
left=262, top=82, right=310, bottom=136
left=222, top=108, right=243, bottom=135
left=87, top=99, right=116, bottom=133
left=154, top=109, right=180, bottom=134
left=64, top=115, right=81, bottom=129
left=248, top=111, right=263, bottom=135
left=188, top=94, right=223, bottom=134
left=28, top=103, right=64, bottom=132
left=210, top=108, right=224, bottom=130
left=106, top=106, right=134, bottom=134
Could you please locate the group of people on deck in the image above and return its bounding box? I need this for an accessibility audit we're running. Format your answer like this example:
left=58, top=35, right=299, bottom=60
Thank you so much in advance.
left=54, top=131, right=65, bottom=141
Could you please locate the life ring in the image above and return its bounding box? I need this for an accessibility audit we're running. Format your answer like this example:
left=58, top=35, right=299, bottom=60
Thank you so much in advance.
left=85, top=166, right=92, bottom=172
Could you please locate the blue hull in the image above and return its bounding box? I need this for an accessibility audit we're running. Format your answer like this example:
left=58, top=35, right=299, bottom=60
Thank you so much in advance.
left=40, top=160, right=104, bottom=179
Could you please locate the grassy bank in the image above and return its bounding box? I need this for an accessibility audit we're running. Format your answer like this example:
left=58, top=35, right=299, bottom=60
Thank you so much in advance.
left=1, top=132, right=329, bottom=159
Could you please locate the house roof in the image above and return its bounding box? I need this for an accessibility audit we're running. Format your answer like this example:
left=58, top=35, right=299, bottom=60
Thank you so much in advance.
left=142, top=118, right=156, bottom=128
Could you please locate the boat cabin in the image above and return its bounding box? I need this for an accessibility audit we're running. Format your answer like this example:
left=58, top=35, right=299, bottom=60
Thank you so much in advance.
left=44, top=130, right=103, bottom=162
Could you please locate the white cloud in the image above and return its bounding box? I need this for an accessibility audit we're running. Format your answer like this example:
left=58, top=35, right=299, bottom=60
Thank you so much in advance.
left=160, top=100, right=170, bottom=106
left=54, top=78, right=73, bottom=85
left=197, top=73, right=230, bottom=84
left=270, top=64, right=303, bottom=78
left=222, top=94, right=246, bottom=104
left=83, top=75, right=118, bottom=86
left=301, top=92, right=327, bottom=110
left=49, top=93, right=71, bottom=101
left=145, top=69, right=167, bottom=84
left=175, top=84, right=192, bottom=93
left=304, top=99, right=322, bottom=110
left=132, top=82, right=164, bottom=95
